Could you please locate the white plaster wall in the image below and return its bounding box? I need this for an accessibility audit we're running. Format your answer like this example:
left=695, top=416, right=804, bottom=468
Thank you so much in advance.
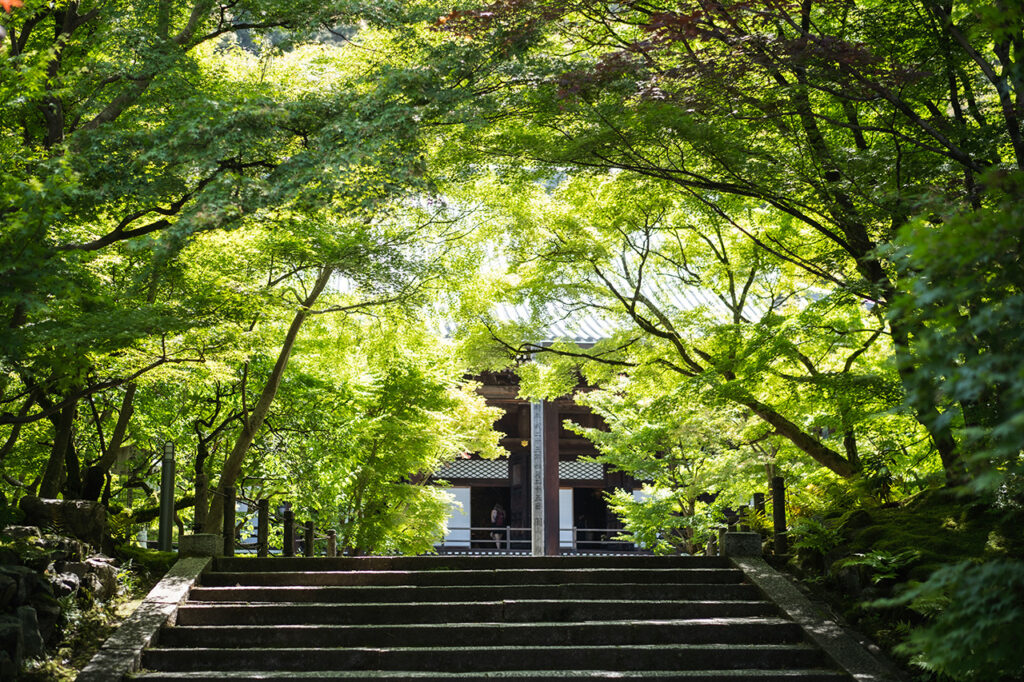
left=443, top=487, right=471, bottom=547
left=559, top=488, right=573, bottom=548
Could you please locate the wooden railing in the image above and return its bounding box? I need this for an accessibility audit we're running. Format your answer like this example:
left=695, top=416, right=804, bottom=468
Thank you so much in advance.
left=211, top=477, right=790, bottom=556
left=218, top=491, right=338, bottom=557
left=438, top=525, right=638, bottom=552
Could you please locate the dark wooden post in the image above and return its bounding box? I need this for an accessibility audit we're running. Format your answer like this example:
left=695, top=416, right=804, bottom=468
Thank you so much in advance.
left=304, top=520, right=315, bottom=557
left=542, top=401, right=560, bottom=555
left=194, top=470, right=207, bottom=533
left=772, top=476, right=788, bottom=554
left=724, top=507, right=737, bottom=531
left=158, top=443, right=175, bottom=551
left=752, top=492, right=765, bottom=516
left=327, top=529, right=337, bottom=557
left=257, top=499, right=269, bottom=557
left=283, top=507, right=295, bottom=557
left=221, top=486, right=236, bottom=557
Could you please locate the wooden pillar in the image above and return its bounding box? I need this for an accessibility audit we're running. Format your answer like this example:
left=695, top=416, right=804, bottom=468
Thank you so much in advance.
left=543, top=401, right=559, bottom=555
left=256, top=499, right=269, bottom=558
left=283, top=507, right=295, bottom=557
left=327, top=529, right=337, bottom=557
left=304, top=520, right=315, bottom=557
left=158, top=443, right=175, bottom=551
left=221, top=486, right=235, bottom=557
left=772, top=476, right=788, bottom=554
left=193, top=468, right=207, bottom=533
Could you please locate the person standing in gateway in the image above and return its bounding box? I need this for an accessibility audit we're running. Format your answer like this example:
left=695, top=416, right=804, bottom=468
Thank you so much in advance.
left=490, top=503, right=506, bottom=549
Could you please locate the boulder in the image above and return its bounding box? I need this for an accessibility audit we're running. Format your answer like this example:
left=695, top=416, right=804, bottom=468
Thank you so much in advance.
left=0, top=614, right=23, bottom=674
left=27, top=591, right=61, bottom=643
left=17, top=605, right=43, bottom=658
left=84, top=558, right=119, bottom=600
left=79, top=574, right=102, bottom=605
left=0, top=574, right=16, bottom=610
left=56, top=555, right=119, bottom=601
left=0, top=547, right=18, bottom=566
left=51, top=572, right=81, bottom=599
left=2, top=526, right=41, bottom=541
left=40, top=534, right=87, bottom=562
left=0, top=565, right=37, bottom=605
left=0, top=650, right=16, bottom=680
left=17, top=497, right=113, bottom=553
left=55, top=560, right=90, bottom=579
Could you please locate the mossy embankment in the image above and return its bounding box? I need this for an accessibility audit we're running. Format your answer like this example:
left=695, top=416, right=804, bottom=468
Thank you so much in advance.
left=787, top=489, right=1024, bottom=681
left=1, top=529, right=175, bottom=681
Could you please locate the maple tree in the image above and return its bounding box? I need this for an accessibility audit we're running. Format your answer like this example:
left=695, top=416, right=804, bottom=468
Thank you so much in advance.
left=430, top=0, right=1023, bottom=489
left=0, top=1, right=496, bottom=551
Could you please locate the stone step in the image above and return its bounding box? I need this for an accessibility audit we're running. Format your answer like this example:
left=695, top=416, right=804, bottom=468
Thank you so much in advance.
left=200, top=567, right=746, bottom=587
left=140, top=643, right=828, bottom=673
left=157, top=617, right=805, bottom=648
left=175, top=600, right=779, bottom=626
left=187, top=582, right=761, bottom=603
left=212, top=556, right=732, bottom=573
left=132, top=670, right=850, bottom=681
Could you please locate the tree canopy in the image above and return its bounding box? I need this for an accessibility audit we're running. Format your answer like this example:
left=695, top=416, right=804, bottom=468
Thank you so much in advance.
left=1, top=2, right=1022, bottom=677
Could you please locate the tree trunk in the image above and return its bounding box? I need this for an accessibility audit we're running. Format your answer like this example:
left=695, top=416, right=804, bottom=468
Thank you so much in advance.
left=193, top=434, right=210, bottom=532
left=737, top=392, right=858, bottom=479
left=63, top=435, right=82, bottom=498
left=82, top=383, right=137, bottom=500
left=39, top=402, right=76, bottom=498
left=888, top=318, right=968, bottom=486
left=204, top=266, right=333, bottom=531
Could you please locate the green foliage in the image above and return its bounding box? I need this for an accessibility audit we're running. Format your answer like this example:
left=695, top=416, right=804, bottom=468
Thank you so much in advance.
left=231, top=314, right=505, bottom=555
left=879, top=560, right=1024, bottom=681
left=891, top=171, right=1024, bottom=498
left=790, top=516, right=844, bottom=556
left=0, top=2, right=507, bottom=564
left=605, top=487, right=722, bottom=555
left=563, top=364, right=772, bottom=554
left=0, top=0, right=470, bottom=502
left=0, top=497, right=24, bottom=527
left=784, top=491, right=1024, bottom=680
left=839, top=550, right=921, bottom=585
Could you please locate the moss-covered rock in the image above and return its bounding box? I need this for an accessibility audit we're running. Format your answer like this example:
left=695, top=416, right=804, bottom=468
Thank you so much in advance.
left=787, top=488, right=1024, bottom=681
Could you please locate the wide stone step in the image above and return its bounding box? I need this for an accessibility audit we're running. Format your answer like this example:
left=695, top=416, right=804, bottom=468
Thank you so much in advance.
left=141, top=643, right=828, bottom=672
left=212, top=556, right=732, bottom=573
left=132, top=670, right=850, bottom=681
left=200, top=567, right=746, bottom=587
left=157, top=617, right=805, bottom=648
left=187, top=582, right=760, bottom=603
left=175, top=600, right=779, bottom=626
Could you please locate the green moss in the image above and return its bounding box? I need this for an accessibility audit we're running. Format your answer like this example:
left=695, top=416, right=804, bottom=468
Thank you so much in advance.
left=789, top=488, right=1024, bottom=681
left=907, top=561, right=947, bottom=583
left=115, top=545, right=177, bottom=575
left=839, top=508, right=875, bottom=529
left=843, top=499, right=1007, bottom=565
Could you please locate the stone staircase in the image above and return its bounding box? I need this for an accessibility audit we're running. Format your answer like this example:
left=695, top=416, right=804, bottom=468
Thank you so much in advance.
left=130, top=555, right=851, bottom=681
